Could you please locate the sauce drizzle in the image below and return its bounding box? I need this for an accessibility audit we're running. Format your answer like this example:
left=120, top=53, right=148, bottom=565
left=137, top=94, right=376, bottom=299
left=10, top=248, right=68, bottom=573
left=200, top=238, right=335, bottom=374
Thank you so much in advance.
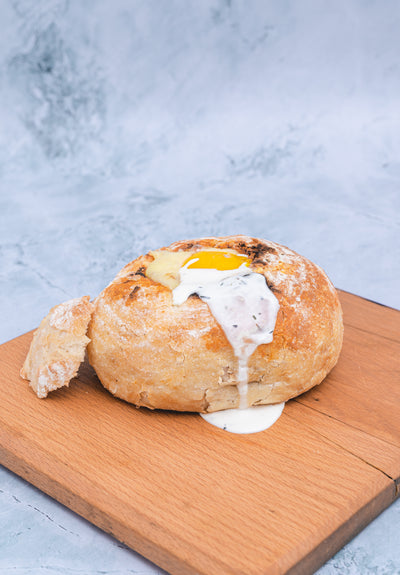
left=173, top=259, right=283, bottom=433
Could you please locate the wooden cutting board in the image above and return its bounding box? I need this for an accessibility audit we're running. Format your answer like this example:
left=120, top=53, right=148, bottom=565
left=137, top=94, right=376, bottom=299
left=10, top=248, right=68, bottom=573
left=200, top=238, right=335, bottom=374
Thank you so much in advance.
left=0, top=290, right=399, bottom=575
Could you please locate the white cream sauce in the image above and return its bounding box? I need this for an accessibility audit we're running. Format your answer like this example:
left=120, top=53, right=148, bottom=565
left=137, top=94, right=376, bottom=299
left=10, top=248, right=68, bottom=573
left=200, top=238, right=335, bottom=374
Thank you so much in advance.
left=172, top=260, right=283, bottom=434
left=201, top=403, right=285, bottom=434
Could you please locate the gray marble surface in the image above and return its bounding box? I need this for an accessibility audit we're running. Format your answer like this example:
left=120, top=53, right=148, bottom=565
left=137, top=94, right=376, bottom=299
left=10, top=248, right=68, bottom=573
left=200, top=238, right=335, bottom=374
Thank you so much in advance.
left=0, top=1, right=399, bottom=573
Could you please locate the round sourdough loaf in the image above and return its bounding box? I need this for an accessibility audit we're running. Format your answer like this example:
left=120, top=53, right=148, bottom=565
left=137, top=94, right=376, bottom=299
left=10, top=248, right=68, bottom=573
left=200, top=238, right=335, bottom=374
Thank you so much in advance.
left=87, top=236, right=343, bottom=412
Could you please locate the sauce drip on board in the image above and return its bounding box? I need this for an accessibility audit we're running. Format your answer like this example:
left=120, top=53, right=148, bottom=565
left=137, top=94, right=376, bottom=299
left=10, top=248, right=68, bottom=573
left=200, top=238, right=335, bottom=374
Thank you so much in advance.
left=200, top=403, right=285, bottom=434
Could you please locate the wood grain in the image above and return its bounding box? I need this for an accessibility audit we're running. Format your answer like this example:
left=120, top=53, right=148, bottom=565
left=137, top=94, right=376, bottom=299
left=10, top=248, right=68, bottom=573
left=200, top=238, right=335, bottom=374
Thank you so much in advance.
left=338, top=289, right=400, bottom=342
left=0, top=292, right=399, bottom=575
left=296, top=322, right=400, bottom=448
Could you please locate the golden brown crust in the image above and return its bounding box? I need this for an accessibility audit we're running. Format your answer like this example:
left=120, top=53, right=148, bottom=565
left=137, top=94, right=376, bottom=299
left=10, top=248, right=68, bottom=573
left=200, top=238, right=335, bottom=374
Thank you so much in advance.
left=87, top=236, right=343, bottom=412
left=21, top=296, right=94, bottom=398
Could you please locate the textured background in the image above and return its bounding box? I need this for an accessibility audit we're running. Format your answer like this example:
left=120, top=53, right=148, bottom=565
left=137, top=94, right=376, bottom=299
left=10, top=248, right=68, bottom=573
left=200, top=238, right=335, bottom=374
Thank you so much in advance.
left=0, top=1, right=399, bottom=573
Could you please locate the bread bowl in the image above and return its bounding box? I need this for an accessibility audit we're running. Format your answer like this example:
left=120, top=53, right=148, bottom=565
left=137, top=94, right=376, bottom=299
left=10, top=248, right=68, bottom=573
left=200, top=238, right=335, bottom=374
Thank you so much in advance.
left=86, top=235, right=343, bottom=413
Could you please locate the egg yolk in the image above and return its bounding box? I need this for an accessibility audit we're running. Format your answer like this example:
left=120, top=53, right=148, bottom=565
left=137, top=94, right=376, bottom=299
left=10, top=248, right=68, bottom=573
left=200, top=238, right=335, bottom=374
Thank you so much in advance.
left=183, top=250, right=250, bottom=270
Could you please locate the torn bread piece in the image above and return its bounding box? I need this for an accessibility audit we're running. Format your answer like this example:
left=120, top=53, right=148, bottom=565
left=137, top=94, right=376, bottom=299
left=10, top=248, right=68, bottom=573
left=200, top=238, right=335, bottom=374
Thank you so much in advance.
left=20, top=296, right=94, bottom=398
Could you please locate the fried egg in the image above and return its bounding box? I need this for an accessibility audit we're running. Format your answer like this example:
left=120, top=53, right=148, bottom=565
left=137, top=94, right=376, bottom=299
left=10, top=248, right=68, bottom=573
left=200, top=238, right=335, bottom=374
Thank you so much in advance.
left=172, top=250, right=283, bottom=433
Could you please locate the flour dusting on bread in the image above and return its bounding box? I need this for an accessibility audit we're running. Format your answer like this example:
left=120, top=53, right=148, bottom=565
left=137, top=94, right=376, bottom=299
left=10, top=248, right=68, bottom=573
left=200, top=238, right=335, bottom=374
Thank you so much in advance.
left=20, top=296, right=94, bottom=398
